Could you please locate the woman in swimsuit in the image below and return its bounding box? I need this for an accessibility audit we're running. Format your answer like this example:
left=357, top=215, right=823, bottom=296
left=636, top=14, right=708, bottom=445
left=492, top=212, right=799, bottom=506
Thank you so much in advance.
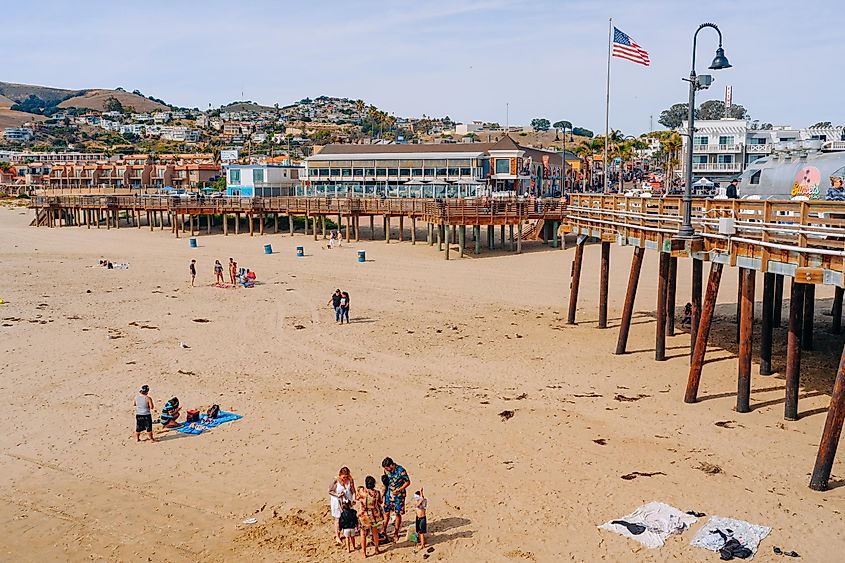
left=357, top=476, right=383, bottom=558
left=214, top=260, right=224, bottom=284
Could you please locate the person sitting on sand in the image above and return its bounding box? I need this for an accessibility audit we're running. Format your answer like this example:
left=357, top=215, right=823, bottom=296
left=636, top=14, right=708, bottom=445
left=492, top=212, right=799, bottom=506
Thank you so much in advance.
left=358, top=477, right=384, bottom=558
left=246, top=269, right=256, bottom=284
left=160, top=397, right=181, bottom=428
left=681, top=302, right=692, bottom=329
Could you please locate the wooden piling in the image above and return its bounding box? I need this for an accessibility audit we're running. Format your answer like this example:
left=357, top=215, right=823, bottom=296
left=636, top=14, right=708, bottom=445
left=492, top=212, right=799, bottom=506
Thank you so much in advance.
left=690, top=258, right=703, bottom=358
left=773, top=274, right=784, bottom=327
left=736, top=267, right=742, bottom=344
left=224, top=213, right=228, bottom=235
left=737, top=268, right=756, bottom=413
left=249, top=213, right=254, bottom=237
left=370, top=215, right=375, bottom=240
left=760, top=272, right=776, bottom=376
left=427, top=223, right=433, bottom=246
left=785, top=281, right=805, bottom=421
left=444, top=223, right=451, bottom=260
left=235, top=213, right=240, bottom=235
left=656, top=252, right=670, bottom=361
left=666, top=256, right=677, bottom=336
left=399, top=216, right=404, bottom=242
left=288, top=214, right=294, bottom=236
left=809, top=342, right=845, bottom=491
left=598, top=241, right=611, bottom=329
left=474, top=225, right=481, bottom=254
left=833, top=287, right=844, bottom=334
left=437, top=223, right=442, bottom=251
left=459, top=225, right=466, bottom=257
left=411, top=218, right=416, bottom=244
left=566, top=238, right=585, bottom=325
left=615, top=246, right=645, bottom=355
left=802, top=283, right=815, bottom=351
left=685, top=262, right=724, bottom=403
left=274, top=213, right=279, bottom=233
left=516, top=223, right=522, bottom=253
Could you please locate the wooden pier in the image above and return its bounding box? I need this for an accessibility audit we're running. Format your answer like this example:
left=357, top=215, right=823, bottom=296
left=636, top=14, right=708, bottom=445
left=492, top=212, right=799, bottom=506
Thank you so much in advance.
left=27, top=192, right=845, bottom=490
left=564, top=194, right=845, bottom=491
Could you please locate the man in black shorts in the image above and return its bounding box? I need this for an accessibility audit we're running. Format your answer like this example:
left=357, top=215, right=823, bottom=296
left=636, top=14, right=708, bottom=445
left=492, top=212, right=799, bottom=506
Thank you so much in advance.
left=134, top=385, right=156, bottom=442
left=189, top=259, right=197, bottom=287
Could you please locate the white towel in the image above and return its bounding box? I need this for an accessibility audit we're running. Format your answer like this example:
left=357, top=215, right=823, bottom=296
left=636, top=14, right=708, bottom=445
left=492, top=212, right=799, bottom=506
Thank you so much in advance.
left=690, top=516, right=771, bottom=556
left=599, top=501, right=698, bottom=549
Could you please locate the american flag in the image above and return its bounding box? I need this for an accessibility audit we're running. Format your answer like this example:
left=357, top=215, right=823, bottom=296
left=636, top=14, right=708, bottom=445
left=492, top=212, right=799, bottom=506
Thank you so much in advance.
left=612, top=27, right=650, bottom=66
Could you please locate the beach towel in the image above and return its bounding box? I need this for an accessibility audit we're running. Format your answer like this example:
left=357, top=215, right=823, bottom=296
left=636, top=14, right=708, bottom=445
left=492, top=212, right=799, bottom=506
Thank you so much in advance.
left=175, top=410, right=242, bottom=435
left=690, top=516, right=771, bottom=558
left=212, top=283, right=231, bottom=288
left=599, top=502, right=698, bottom=549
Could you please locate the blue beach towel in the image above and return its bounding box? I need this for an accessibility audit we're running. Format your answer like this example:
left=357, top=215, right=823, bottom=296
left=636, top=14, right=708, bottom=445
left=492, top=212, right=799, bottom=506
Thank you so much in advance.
left=174, top=411, right=242, bottom=435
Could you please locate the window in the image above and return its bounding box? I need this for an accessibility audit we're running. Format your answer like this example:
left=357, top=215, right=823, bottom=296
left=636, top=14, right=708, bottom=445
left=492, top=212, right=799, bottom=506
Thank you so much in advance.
left=423, top=168, right=435, bottom=176
left=748, top=137, right=767, bottom=145
left=411, top=168, right=423, bottom=176
left=318, top=169, right=330, bottom=177
left=252, top=168, right=264, bottom=183
left=692, top=155, right=708, bottom=164
left=387, top=168, right=398, bottom=177
left=495, top=159, right=510, bottom=174
left=718, top=135, right=734, bottom=145
left=229, top=169, right=241, bottom=184
left=460, top=167, right=472, bottom=176
left=342, top=168, right=352, bottom=177
left=376, top=168, right=387, bottom=176
left=436, top=168, right=448, bottom=176
left=717, top=154, right=734, bottom=164
left=448, top=167, right=459, bottom=176
left=330, top=168, right=341, bottom=176
left=811, top=134, right=827, bottom=141
left=693, top=136, right=708, bottom=145
left=365, top=168, right=376, bottom=176
left=353, top=169, right=363, bottom=177
left=750, top=170, right=761, bottom=185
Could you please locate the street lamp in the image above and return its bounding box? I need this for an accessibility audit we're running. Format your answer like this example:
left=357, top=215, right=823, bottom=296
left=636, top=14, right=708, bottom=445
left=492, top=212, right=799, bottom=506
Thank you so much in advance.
left=561, top=121, right=573, bottom=195
left=679, top=22, right=731, bottom=238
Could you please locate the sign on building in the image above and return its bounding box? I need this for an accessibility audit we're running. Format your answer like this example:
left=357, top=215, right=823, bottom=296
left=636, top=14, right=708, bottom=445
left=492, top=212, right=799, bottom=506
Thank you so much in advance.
left=220, top=149, right=239, bottom=163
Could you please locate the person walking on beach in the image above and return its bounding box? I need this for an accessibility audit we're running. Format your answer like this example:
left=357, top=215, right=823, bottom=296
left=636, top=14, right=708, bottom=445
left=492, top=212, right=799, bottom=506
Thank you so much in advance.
left=329, top=230, right=336, bottom=249
left=328, top=289, right=342, bottom=323
left=381, top=457, right=410, bottom=543
left=340, top=291, right=350, bottom=324
left=329, top=466, right=356, bottom=544
left=134, top=385, right=155, bottom=442
left=189, top=259, right=196, bottom=287
left=214, top=260, right=224, bottom=285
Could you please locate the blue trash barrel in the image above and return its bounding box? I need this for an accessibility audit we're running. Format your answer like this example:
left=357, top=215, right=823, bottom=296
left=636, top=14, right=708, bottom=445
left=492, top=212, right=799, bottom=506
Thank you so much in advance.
left=189, top=238, right=197, bottom=248
left=357, top=250, right=366, bottom=263
left=296, top=246, right=304, bottom=257
left=264, top=244, right=273, bottom=255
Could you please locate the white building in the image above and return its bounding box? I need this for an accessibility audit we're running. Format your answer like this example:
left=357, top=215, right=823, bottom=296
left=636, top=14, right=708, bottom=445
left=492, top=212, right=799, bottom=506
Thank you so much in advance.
left=455, top=121, right=483, bottom=135
left=160, top=126, right=200, bottom=142
left=224, top=163, right=302, bottom=196
left=679, top=119, right=845, bottom=184
left=3, top=128, right=35, bottom=142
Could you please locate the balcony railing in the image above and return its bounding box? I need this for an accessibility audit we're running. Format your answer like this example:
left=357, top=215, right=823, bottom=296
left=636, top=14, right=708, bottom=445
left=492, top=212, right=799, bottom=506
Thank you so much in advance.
left=692, top=143, right=743, bottom=153
left=691, top=162, right=742, bottom=171
left=746, top=144, right=772, bottom=153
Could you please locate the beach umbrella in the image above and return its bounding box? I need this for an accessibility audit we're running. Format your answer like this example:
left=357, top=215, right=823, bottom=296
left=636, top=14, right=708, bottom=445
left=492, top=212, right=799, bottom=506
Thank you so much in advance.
left=693, top=177, right=715, bottom=188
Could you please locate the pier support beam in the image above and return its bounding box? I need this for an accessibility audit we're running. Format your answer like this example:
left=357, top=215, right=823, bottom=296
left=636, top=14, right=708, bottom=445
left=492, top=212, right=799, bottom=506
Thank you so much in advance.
left=666, top=256, right=677, bottom=337
left=437, top=223, right=442, bottom=251
left=370, top=215, right=375, bottom=240
left=487, top=225, right=494, bottom=250
left=288, top=214, right=294, bottom=236
left=500, top=225, right=505, bottom=247
left=567, top=236, right=585, bottom=325
left=760, top=272, right=776, bottom=376
left=411, top=218, right=416, bottom=244
left=458, top=225, right=466, bottom=257
left=615, top=246, right=645, bottom=355
left=685, top=262, right=724, bottom=403
left=785, top=281, right=805, bottom=421
left=598, top=241, right=611, bottom=329
left=809, top=343, right=845, bottom=491
left=474, top=225, right=481, bottom=254
left=773, top=274, right=784, bottom=327
left=274, top=213, right=279, bottom=233
left=399, top=216, right=404, bottom=242
left=690, top=258, right=703, bottom=358
left=384, top=216, right=390, bottom=243
left=833, top=287, right=844, bottom=334
left=444, top=223, right=451, bottom=260
left=737, top=268, right=756, bottom=413
left=802, top=283, right=815, bottom=351
left=427, top=223, right=433, bottom=246
left=656, top=252, right=670, bottom=361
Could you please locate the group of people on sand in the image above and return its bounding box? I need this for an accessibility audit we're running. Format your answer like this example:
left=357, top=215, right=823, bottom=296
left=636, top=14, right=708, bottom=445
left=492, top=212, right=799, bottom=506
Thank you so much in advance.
left=133, top=385, right=182, bottom=442
left=328, top=230, right=343, bottom=249
left=190, top=258, right=256, bottom=288
left=328, top=288, right=352, bottom=324
left=329, top=458, right=428, bottom=558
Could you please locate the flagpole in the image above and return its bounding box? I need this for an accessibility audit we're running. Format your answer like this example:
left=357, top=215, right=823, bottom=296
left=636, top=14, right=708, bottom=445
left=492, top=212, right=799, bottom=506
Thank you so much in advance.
left=603, top=17, right=612, bottom=194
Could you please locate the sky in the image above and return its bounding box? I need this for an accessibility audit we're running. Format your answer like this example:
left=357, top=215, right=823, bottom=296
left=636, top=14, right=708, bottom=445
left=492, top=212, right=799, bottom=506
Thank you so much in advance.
left=3, top=0, right=842, bottom=135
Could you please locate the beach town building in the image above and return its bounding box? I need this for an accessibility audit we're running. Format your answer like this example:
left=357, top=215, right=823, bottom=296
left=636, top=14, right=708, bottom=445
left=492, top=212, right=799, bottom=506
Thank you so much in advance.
left=3, top=128, right=35, bottom=142
left=679, top=118, right=845, bottom=185
left=224, top=163, right=303, bottom=196
left=300, top=136, right=578, bottom=198
left=0, top=150, right=107, bottom=163
left=45, top=153, right=218, bottom=190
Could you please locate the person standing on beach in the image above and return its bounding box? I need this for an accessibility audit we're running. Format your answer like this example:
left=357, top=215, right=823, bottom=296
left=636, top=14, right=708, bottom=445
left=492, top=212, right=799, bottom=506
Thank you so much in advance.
left=214, top=260, right=224, bottom=285
left=228, top=258, right=236, bottom=285
left=340, top=291, right=350, bottom=324
left=328, top=289, right=342, bottom=323
left=328, top=466, right=356, bottom=544
left=189, top=259, right=196, bottom=287
left=381, top=457, right=410, bottom=543
left=134, top=385, right=155, bottom=442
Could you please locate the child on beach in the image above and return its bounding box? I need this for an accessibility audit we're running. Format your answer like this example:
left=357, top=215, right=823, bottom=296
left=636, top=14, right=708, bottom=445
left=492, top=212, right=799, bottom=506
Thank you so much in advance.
left=681, top=302, right=692, bottom=328
left=189, top=259, right=196, bottom=287
left=338, top=498, right=359, bottom=553
left=414, top=488, right=428, bottom=549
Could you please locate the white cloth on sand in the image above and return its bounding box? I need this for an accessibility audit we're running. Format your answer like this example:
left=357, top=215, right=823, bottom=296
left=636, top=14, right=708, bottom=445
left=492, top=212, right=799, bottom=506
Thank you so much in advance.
left=690, top=516, right=771, bottom=556
left=599, top=501, right=698, bottom=549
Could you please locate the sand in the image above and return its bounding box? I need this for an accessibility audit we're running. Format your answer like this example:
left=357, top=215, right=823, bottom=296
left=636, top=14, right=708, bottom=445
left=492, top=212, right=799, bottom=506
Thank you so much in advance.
left=0, top=205, right=843, bottom=562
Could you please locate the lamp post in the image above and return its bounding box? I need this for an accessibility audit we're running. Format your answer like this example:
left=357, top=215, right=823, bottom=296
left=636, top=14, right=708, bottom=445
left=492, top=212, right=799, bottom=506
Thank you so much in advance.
left=561, top=121, right=572, bottom=195
left=679, top=23, right=731, bottom=238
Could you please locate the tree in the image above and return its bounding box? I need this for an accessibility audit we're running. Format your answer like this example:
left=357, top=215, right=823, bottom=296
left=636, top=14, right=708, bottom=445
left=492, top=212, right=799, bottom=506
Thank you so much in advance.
left=811, top=121, right=832, bottom=128
left=572, top=127, right=593, bottom=138
left=553, top=120, right=572, bottom=130
left=531, top=118, right=551, bottom=132
left=698, top=100, right=748, bottom=120
left=658, top=103, right=693, bottom=128
left=103, top=96, right=125, bottom=113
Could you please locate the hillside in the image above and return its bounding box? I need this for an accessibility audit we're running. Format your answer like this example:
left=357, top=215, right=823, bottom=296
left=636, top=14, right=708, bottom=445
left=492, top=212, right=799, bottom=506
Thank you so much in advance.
left=0, top=81, right=170, bottom=114
left=57, top=89, right=169, bottom=112
left=0, top=109, right=45, bottom=129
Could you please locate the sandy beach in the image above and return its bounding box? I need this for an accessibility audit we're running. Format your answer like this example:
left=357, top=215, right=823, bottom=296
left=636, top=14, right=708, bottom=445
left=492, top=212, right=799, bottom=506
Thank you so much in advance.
left=0, top=205, right=843, bottom=562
